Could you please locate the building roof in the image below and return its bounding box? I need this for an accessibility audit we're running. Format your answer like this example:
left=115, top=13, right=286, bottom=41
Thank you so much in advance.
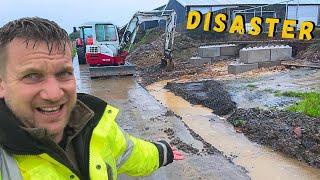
left=154, top=4, right=167, bottom=10
left=176, top=0, right=320, bottom=6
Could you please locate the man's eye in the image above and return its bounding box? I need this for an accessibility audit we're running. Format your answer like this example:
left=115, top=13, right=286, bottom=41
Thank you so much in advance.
left=23, top=73, right=42, bottom=82
left=57, top=71, right=73, bottom=79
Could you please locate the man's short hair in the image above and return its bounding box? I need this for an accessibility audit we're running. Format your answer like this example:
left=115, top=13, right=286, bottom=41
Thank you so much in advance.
left=0, top=17, right=70, bottom=76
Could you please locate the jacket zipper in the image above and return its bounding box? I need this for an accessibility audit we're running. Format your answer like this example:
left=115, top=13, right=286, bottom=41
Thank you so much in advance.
left=82, top=123, right=95, bottom=179
left=106, top=163, right=113, bottom=180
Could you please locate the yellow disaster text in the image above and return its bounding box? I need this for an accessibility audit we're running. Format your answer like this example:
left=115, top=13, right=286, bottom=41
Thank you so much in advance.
left=186, top=11, right=315, bottom=40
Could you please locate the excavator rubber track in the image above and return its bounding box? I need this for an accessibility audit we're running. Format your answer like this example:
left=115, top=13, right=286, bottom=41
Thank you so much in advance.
left=89, top=62, right=136, bottom=78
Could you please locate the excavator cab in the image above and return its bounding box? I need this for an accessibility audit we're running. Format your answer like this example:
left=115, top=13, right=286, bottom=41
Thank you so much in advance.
left=75, top=25, right=93, bottom=64
left=76, top=22, right=123, bottom=66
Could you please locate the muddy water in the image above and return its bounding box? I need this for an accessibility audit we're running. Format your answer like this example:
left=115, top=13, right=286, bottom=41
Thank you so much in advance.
left=74, top=59, right=136, bottom=101
left=147, top=81, right=320, bottom=180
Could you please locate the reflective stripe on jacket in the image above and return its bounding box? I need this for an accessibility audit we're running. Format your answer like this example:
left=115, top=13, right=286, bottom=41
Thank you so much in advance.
left=0, top=105, right=160, bottom=180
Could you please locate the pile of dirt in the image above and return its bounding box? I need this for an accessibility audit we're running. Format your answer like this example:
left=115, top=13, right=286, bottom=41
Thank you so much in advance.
left=165, top=80, right=236, bottom=116
left=297, top=42, right=320, bottom=63
left=228, top=108, right=320, bottom=168
left=127, top=28, right=204, bottom=86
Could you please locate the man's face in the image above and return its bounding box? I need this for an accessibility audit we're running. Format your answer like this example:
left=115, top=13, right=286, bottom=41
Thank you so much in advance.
left=0, top=38, right=76, bottom=142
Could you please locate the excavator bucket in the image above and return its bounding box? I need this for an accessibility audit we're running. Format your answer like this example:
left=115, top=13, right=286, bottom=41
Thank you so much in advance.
left=89, top=62, right=136, bottom=78
left=160, top=58, right=175, bottom=71
left=166, top=59, right=174, bottom=71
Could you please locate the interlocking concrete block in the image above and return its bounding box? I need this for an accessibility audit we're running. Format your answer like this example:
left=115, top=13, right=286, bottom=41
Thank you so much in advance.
left=270, top=45, right=292, bottom=61
left=240, top=47, right=271, bottom=63
left=258, top=61, right=281, bottom=68
left=220, top=44, right=237, bottom=56
left=189, top=57, right=212, bottom=66
left=228, top=62, right=258, bottom=74
left=198, top=45, right=220, bottom=57
left=198, top=44, right=238, bottom=58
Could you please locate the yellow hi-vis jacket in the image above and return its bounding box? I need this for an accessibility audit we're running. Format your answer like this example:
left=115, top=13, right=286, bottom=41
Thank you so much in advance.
left=0, top=93, right=173, bottom=180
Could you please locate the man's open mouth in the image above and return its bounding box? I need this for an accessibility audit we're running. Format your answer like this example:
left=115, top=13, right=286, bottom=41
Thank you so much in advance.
left=36, top=104, right=64, bottom=113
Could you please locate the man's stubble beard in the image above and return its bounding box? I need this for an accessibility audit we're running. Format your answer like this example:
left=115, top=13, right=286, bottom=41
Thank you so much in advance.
left=5, top=96, right=76, bottom=141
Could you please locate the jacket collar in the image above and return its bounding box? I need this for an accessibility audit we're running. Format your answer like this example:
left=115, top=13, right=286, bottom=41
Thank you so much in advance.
left=0, top=98, right=41, bottom=154
left=0, top=95, right=94, bottom=155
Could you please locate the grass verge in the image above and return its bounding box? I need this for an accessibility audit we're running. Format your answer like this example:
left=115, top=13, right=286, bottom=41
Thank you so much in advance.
left=276, top=91, right=320, bottom=117
left=72, top=47, right=77, bottom=58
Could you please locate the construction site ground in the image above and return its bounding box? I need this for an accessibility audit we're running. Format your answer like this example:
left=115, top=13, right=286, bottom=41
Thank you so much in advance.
left=128, top=30, right=320, bottom=179
left=75, top=30, right=320, bottom=179
left=74, top=61, right=250, bottom=180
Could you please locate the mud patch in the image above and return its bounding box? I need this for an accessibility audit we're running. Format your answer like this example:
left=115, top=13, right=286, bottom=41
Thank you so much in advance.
left=165, top=80, right=236, bottom=116
left=164, top=126, right=219, bottom=156
left=228, top=108, right=320, bottom=168
left=185, top=125, right=218, bottom=155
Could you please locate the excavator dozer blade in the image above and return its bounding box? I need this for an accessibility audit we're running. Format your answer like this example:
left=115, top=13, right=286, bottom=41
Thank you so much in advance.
left=89, top=62, right=136, bottom=78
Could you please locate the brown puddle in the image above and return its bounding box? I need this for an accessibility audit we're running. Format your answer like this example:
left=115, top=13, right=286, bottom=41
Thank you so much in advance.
left=74, top=61, right=136, bottom=100
left=147, top=80, right=320, bottom=180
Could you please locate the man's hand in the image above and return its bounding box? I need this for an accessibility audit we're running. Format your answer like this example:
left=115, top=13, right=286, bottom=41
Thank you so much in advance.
left=172, top=146, right=184, bottom=160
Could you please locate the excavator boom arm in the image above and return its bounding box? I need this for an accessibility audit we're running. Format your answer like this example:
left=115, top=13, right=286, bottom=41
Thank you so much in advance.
left=120, top=10, right=177, bottom=70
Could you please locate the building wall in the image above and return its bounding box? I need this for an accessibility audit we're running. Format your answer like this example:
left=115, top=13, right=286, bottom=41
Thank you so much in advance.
left=230, top=4, right=287, bottom=32
left=166, top=0, right=187, bottom=31
left=287, top=5, right=319, bottom=27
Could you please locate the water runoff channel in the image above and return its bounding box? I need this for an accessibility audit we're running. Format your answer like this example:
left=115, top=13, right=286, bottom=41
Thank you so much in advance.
left=146, top=80, right=320, bottom=180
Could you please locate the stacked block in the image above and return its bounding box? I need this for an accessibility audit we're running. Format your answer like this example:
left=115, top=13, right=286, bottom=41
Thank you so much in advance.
left=229, top=45, right=292, bottom=74
left=190, top=44, right=237, bottom=66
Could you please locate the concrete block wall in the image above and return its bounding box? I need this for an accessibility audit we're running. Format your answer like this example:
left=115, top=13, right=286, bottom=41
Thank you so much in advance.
left=220, top=45, right=238, bottom=56
left=240, top=47, right=271, bottom=63
left=228, top=62, right=258, bottom=75
left=270, top=45, right=292, bottom=61
left=198, top=45, right=220, bottom=57
left=198, top=44, right=237, bottom=58
left=239, top=45, right=292, bottom=63
left=189, top=57, right=212, bottom=66
left=229, top=45, right=291, bottom=74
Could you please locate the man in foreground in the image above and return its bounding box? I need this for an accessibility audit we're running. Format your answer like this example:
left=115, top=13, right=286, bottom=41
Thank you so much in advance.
left=0, top=17, right=183, bottom=180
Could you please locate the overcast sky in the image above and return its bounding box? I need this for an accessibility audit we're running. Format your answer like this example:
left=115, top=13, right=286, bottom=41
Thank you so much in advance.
left=1, top=0, right=169, bottom=33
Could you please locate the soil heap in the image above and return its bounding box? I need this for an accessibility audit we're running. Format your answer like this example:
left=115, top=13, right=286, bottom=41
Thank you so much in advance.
left=228, top=108, right=320, bottom=168
left=297, top=42, right=320, bottom=63
left=126, top=28, right=204, bottom=86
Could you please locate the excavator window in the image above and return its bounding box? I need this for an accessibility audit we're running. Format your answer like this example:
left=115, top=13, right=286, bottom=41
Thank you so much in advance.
left=95, top=24, right=118, bottom=42
left=80, top=26, right=93, bottom=45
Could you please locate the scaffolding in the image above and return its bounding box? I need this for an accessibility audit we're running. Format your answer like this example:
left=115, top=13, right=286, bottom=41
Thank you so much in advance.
left=231, top=0, right=301, bottom=31
left=232, top=0, right=299, bottom=20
